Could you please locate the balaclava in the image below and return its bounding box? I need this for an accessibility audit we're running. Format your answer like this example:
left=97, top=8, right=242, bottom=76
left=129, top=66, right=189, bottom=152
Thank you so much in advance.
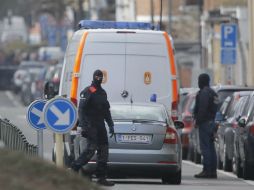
left=92, top=69, right=103, bottom=87
left=198, top=73, right=210, bottom=89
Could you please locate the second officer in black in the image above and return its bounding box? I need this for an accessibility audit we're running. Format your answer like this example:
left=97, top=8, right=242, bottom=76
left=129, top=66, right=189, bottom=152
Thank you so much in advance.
left=71, top=70, right=115, bottom=186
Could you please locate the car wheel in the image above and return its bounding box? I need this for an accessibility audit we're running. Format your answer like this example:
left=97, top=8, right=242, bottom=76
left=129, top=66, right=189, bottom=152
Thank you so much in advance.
left=182, top=147, right=188, bottom=160
left=243, top=159, right=254, bottom=180
left=223, top=143, right=232, bottom=172
left=162, top=170, right=181, bottom=185
left=235, top=156, right=243, bottom=178
left=188, top=146, right=194, bottom=161
left=194, top=149, right=201, bottom=164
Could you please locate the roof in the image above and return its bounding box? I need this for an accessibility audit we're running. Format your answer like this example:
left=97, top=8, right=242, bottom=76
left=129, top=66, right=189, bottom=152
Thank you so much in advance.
left=212, top=85, right=254, bottom=92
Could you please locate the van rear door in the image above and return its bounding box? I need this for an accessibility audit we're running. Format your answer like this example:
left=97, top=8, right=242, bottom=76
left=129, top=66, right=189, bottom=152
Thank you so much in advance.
left=125, top=33, right=172, bottom=108
left=79, top=32, right=126, bottom=102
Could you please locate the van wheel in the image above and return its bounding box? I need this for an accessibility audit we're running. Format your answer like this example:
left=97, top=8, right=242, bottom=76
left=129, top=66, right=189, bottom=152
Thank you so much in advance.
left=52, top=148, right=56, bottom=163
left=162, top=170, right=181, bottom=185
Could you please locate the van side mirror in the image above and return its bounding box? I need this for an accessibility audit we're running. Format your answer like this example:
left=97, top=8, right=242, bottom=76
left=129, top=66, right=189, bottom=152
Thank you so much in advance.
left=44, top=81, right=57, bottom=100
left=174, top=120, right=184, bottom=129
left=238, top=118, right=246, bottom=128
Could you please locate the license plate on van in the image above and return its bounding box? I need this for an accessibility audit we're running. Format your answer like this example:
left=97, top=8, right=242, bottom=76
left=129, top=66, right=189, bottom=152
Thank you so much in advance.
left=116, top=134, right=152, bottom=144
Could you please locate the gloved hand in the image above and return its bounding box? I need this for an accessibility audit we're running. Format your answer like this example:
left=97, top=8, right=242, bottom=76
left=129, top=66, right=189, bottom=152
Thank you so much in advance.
left=81, top=128, right=89, bottom=138
left=109, top=126, right=115, bottom=138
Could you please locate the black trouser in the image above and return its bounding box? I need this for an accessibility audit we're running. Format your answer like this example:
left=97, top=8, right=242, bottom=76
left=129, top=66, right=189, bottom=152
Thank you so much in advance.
left=72, top=122, right=109, bottom=178
left=199, top=121, right=217, bottom=173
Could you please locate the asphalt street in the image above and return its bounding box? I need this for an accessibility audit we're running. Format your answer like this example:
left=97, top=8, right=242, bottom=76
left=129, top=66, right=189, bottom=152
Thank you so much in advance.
left=0, top=90, right=253, bottom=189
left=0, top=91, right=53, bottom=160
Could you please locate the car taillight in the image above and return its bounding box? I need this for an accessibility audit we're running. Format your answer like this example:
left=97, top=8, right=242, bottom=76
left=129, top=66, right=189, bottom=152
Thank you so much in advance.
left=250, top=125, right=254, bottom=136
left=164, top=127, right=178, bottom=144
left=171, top=101, right=178, bottom=121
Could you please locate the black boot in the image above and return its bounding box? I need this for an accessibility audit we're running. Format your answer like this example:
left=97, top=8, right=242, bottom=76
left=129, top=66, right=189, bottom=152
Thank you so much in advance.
left=97, top=178, right=115, bottom=186
left=70, top=162, right=80, bottom=173
left=194, top=171, right=211, bottom=178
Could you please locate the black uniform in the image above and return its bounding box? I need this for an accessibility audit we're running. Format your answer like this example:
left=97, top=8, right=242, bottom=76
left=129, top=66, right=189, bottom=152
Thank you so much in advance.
left=194, top=73, right=217, bottom=179
left=71, top=70, right=114, bottom=186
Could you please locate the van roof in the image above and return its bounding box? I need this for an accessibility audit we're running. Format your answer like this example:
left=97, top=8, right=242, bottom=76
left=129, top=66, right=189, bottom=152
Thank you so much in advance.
left=78, top=20, right=158, bottom=30
left=78, top=28, right=165, bottom=35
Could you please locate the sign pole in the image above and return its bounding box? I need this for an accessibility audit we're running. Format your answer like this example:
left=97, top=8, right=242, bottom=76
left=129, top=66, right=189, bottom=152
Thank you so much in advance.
left=43, top=97, right=78, bottom=168
left=55, top=133, right=64, bottom=167
left=37, top=129, right=44, bottom=158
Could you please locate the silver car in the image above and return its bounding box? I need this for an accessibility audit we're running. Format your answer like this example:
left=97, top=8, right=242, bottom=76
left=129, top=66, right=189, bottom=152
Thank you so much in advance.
left=82, top=102, right=184, bottom=184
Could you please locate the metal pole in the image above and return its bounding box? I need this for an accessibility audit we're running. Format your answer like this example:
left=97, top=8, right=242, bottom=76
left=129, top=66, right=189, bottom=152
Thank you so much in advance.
left=248, top=0, right=254, bottom=85
left=159, top=0, right=163, bottom=30
left=55, top=133, right=64, bottom=167
left=168, top=0, right=172, bottom=33
left=37, top=130, right=43, bottom=158
left=198, top=0, right=203, bottom=68
left=150, top=0, right=154, bottom=24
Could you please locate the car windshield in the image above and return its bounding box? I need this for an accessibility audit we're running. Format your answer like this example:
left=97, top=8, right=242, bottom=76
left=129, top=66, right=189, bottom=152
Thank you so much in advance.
left=111, top=104, right=166, bottom=122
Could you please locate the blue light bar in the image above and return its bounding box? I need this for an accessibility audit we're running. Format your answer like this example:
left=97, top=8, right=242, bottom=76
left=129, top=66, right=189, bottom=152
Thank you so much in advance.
left=78, top=20, right=158, bottom=30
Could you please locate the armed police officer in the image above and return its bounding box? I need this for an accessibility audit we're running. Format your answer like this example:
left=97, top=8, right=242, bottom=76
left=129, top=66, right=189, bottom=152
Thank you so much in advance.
left=194, top=73, right=218, bottom=179
left=71, top=70, right=115, bottom=186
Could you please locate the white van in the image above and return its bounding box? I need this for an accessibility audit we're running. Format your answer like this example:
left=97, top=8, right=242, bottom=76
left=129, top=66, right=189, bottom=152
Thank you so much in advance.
left=59, top=21, right=179, bottom=120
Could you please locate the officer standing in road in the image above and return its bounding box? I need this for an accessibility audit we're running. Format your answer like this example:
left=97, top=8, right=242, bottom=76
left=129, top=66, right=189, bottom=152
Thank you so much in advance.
left=194, top=73, right=218, bottom=179
left=71, top=70, right=115, bottom=186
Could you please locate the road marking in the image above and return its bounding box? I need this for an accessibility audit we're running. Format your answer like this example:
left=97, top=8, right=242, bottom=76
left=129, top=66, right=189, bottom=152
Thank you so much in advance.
left=5, top=91, right=22, bottom=107
left=183, top=160, right=254, bottom=186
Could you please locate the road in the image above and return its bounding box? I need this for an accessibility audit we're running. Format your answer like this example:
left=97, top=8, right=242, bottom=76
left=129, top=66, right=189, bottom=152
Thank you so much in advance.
left=0, top=91, right=53, bottom=160
left=108, top=161, right=254, bottom=190
left=0, top=90, right=253, bottom=189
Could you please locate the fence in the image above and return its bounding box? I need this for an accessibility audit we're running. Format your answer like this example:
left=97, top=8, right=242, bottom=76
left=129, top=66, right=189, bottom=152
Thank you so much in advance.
left=0, top=118, right=38, bottom=156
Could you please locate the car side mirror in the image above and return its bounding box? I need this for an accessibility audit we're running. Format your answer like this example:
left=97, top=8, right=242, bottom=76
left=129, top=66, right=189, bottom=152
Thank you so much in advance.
left=44, top=81, right=57, bottom=100
left=174, top=120, right=184, bottom=129
left=215, top=111, right=224, bottom=123
left=238, top=118, right=246, bottom=128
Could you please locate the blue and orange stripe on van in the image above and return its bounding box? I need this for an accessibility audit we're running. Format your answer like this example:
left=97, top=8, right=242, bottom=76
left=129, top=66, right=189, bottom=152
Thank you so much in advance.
left=163, top=32, right=179, bottom=120
left=70, top=32, right=88, bottom=106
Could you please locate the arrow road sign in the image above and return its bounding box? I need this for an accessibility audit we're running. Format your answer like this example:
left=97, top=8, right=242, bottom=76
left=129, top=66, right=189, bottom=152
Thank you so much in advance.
left=43, top=97, right=77, bottom=133
left=27, top=99, right=47, bottom=130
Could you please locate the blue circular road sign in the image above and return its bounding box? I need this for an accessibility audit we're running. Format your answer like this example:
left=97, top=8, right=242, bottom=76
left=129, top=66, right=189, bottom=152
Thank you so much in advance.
left=27, top=99, right=47, bottom=130
left=43, top=97, right=78, bottom=133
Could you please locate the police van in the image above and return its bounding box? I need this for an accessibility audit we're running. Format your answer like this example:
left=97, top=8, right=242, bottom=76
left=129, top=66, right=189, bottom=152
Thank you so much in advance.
left=59, top=20, right=179, bottom=120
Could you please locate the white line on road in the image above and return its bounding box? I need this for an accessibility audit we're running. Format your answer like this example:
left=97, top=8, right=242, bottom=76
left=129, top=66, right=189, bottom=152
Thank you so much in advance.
left=183, top=160, right=254, bottom=186
left=5, top=91, right=22, bottom=107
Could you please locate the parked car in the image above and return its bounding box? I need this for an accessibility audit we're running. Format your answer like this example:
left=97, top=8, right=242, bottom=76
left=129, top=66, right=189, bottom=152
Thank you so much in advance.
left=215, top=91, right=251, bottom=172
left=180, top=91, right=197, bottom=160
left=234, top=91, right=254, bottom=179
left=190, top=85, right=254, bottom=165
left=17, top=62, right=47, bottom=105
left=43, top=64, right=63, bottom=99
left=13, top=61, right=45, bottom=94
left=77, top=102, right=184, bottom=184
left=32, top=63, right=62, bottom=100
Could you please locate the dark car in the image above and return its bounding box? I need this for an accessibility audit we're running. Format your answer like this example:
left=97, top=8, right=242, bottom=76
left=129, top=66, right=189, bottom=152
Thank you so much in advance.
left=19, top=62, right=47, bottom=105
left=180, top=91, right=197, bottom=160
left=190, top=85, right=254, bottom=164
left=234, top=91, right=254, bottom=179
left=32, top=63, right=62, bottom=100
left=215, top=91, right=251, bottom=172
